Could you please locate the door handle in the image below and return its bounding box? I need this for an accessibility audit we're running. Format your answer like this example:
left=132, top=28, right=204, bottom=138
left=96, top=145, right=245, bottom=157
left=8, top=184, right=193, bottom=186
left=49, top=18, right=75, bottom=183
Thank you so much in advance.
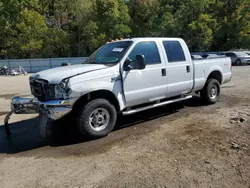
left=161, top=68, right=166, bottom=76
left=186, top=66, right=190, bottom=73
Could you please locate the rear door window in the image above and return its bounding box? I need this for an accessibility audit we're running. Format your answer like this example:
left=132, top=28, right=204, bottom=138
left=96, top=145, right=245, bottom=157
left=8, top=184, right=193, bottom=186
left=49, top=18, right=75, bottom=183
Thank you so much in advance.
left=162, top=41, right=186, bottom=63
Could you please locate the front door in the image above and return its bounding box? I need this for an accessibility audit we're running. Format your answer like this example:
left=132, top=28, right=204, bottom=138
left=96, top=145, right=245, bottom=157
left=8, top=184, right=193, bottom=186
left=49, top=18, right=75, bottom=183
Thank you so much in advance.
left=122, top=41, right=167, bottom=107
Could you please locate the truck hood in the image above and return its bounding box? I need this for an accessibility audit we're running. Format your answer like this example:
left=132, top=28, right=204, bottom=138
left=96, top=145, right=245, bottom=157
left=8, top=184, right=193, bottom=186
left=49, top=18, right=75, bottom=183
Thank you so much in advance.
left=31, top=64, right=107, bottom=84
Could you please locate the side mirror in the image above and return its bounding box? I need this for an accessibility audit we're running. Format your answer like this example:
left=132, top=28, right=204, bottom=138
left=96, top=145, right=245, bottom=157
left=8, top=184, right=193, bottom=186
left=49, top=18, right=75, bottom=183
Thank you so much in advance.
left=123, top=59, right=131, bottom=71
left=135, top=55, right=145, bottom=70
left=123, top=55, right=146, bottom=71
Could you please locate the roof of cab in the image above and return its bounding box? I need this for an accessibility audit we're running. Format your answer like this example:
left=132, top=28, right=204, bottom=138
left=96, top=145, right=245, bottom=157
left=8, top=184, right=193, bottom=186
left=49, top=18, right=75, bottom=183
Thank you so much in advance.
left=108, top=37, right=184, bottom=43
left=126, top=37, right=182, bottom=41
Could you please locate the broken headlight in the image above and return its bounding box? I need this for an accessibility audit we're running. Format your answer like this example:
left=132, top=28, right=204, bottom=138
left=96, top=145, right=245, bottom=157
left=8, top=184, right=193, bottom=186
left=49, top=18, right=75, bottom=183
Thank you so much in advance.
left=55, top=78, right=72, bottom=99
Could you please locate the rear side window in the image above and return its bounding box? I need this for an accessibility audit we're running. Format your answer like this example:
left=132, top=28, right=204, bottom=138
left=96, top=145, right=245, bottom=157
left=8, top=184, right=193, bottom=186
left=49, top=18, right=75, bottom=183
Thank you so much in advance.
left=162, top=41, right=186, bottom=63
left=128, top=41, right=161, bottom=65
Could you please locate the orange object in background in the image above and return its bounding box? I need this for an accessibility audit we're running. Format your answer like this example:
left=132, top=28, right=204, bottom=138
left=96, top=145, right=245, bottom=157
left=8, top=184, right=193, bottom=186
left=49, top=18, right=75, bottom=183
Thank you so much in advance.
left=106, top=38, right=124, bottom=44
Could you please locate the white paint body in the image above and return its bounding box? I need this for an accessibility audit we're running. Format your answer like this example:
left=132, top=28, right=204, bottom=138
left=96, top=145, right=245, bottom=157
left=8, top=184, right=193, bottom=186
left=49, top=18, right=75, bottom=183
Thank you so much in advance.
left=32, top=38, right=232, bottom=112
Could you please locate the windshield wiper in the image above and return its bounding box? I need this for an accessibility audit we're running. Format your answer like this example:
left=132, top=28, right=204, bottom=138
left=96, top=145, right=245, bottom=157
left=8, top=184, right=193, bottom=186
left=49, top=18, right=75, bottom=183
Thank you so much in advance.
left=86, top=62, right=98, bottom=64
left=85, top=62, right=115, bottom=66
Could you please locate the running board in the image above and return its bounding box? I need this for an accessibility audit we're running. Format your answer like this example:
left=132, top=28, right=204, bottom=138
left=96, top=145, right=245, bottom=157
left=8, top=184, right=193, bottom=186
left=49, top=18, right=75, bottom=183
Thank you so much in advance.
left=122, top=95, right=192, bottom=116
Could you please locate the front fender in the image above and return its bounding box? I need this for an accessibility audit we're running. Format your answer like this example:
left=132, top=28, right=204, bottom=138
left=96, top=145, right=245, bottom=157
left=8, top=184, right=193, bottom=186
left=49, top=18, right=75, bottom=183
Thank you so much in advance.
left=70, top=78, right=126, bottom=111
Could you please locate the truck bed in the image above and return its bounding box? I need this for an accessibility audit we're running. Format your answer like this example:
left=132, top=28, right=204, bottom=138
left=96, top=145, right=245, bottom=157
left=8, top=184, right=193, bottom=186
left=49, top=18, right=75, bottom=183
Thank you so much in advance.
left=193, top=57, right=232, bottom=92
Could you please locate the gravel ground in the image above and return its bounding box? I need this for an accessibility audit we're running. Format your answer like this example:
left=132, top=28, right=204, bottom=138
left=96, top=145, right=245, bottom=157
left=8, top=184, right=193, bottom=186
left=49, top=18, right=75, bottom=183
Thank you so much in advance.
left=0, top=67, right=250, bottom=188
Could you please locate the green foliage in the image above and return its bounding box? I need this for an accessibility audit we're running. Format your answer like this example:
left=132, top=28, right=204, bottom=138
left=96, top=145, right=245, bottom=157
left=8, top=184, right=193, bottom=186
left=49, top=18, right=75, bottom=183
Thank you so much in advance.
left=188, top=14, right=218, bottom=51
left=95, top=0, right=131, bottom=39
left=0, top=0, right=249, bottom=59
left=16, top=9, right=48, bottom=58
left=212, top=0, right=250, bottom=50
left=42, top=28, right=70, bottom=58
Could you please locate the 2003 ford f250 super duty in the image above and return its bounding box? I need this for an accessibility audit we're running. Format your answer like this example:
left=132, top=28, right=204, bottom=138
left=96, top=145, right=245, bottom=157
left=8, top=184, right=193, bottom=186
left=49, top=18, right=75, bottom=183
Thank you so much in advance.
left=5, top=38, right=232, bottom=140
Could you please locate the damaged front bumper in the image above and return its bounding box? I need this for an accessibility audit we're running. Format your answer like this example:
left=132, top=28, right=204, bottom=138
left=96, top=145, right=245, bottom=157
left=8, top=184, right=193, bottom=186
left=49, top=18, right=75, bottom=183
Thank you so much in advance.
left=4, top=96, right=73, bottom=137
left=11, top=96, right=73, bottom=120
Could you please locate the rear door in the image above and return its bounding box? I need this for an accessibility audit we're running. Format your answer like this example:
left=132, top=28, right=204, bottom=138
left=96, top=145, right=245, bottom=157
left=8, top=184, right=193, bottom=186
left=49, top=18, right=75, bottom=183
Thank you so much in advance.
left=122, top=41, right=168, bottom=107
left=161, top=40, right=193, bottom=97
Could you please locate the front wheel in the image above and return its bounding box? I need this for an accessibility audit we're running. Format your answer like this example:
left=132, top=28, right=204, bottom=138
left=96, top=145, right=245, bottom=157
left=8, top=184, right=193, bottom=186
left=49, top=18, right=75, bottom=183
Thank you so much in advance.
left=235, top=59, right=241, bottom=66
left=77, top=99, right=117, bottom=139
left=200, top=79, right=221, bottom=104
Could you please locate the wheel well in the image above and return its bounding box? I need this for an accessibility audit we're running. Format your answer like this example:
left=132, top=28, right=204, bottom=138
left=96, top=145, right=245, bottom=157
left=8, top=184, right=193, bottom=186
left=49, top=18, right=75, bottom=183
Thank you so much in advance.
left=73, top=90, right=120, bottom=113
left=207, top=71, right=222, bottom=84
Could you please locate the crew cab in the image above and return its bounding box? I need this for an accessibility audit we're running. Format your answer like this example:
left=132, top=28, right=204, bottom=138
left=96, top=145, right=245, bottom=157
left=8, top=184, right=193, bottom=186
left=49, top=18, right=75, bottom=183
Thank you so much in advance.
left=9, top=38, right=232, bottom=140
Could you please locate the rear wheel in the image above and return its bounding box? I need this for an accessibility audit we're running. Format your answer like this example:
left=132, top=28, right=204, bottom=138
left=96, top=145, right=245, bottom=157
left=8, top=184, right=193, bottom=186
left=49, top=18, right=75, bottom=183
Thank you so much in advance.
left=77, top=99, right=117, bottom=139
left=200, top=79, right=221, bottom=104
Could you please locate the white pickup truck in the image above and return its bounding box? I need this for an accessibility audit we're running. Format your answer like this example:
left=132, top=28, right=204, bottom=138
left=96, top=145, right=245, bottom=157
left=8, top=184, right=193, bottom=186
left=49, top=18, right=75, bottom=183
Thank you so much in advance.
left=7, top=38, right=232, bottom=140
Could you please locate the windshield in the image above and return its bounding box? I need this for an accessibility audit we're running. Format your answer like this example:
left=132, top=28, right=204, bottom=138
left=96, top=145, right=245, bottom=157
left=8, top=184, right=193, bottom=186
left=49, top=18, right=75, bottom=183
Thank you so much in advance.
left=84, top=41, right=133, bottom=65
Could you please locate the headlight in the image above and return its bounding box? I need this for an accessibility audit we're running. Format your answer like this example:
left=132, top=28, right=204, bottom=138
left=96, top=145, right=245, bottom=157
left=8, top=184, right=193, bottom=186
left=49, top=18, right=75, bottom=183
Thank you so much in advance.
left=55, top=79, right=72, bottom=99
left=59, top=79, right=70, bottom=89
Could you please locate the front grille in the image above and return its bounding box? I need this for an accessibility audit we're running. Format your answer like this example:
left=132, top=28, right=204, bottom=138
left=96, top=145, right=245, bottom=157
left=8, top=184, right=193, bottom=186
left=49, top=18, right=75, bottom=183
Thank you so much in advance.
left=30, top=78, right=55, bottom=102
left=30, top=79, right=44, bottom=97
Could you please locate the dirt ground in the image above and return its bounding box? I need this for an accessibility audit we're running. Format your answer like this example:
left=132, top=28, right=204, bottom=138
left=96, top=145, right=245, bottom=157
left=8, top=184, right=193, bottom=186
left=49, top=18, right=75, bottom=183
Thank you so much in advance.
left=0, top=67, right=250, bottom=188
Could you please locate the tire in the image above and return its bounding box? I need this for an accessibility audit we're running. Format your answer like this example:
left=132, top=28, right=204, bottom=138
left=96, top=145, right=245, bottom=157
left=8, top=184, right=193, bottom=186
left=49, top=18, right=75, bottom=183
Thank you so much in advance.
left=235, top=59, right=241, bottom=66
left=77, top=99, right=117, bottom=139
left=200, top=79, right=221, bottom=104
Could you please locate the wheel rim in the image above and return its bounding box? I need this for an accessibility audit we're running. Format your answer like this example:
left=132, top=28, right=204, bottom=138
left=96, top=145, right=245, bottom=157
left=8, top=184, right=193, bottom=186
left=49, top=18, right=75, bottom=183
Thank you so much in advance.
left=210, top=84, right=218, bottom=100
left=89, top=108, right=110, bottom=131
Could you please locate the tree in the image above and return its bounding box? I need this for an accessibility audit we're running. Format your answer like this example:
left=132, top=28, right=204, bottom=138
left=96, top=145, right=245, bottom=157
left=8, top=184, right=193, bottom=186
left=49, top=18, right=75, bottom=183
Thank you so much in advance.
left=127, top=0, right=161, bottom=37
left=0, top=0, right=41, bottom=58
left=95, top=0, right=132, bottom=40
left=0, top=0, right=249, bottom=59
left=188, top=14, right=218, bottom=51
left=42, top=28, right=70, bottom=58
left=16, top=9, right=48, bottom=58
left=212, top=0, right=250, bottom=50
